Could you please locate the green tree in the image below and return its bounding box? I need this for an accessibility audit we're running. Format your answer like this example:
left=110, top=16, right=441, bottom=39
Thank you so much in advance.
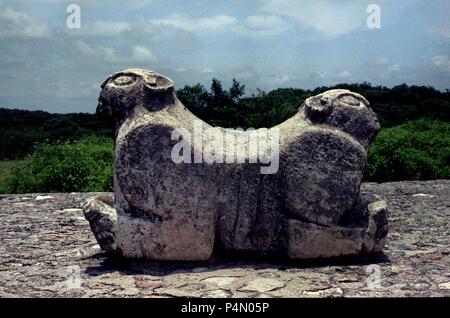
left=229, top=78, right=245, bottom=103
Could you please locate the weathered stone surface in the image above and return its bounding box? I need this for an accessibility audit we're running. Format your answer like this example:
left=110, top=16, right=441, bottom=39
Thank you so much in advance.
left=0, top=181, right=448, bottom=297
left=240, top=278, right=285, bottom=292
left=86, top=68, right=387, bottom=261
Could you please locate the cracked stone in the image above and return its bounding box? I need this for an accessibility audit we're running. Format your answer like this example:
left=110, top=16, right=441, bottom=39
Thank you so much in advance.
left=202, top=276, right=238, bottom=287
left=303, top=287, right=343, bottom=297
left=201, top=289, right=232, bottom=298
left=240, top=278, right=285, bottom=293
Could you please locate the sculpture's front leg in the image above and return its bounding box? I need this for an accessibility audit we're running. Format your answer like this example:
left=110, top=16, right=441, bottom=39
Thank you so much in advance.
left=286, top=193, right=388, bottom=259
left=83, top=195, right=117, bottom=254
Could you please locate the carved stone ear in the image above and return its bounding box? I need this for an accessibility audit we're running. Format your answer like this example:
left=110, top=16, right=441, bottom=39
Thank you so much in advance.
left=140, top=72, right=176, bottom=111
left=97, top=71, right=142, bottom=127
left=100, top=71, right=120, bottom=89
left=302, top=95, right=333, bottom=122
left=100, top=75, right=113, bottom=89
left=141, top=71, right=175, bottom=92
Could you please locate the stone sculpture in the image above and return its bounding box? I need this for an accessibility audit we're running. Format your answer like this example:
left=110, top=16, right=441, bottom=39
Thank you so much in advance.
left=83, top=69, right=388, bottom=261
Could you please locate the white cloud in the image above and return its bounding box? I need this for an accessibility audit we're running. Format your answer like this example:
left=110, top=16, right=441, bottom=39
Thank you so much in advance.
left=337, top=70, right=352, bottom=79
left=131, top=46, right=157, bottom=63
left=389, top=64, right=401, bottom=72
left=260, top=0, right=366, bottom=37
left=375, top=57, right=391, bottom=66
left=234, top=71, right=255, bottom=80
left=308, top=70, right=354, bottom=85
left=370, top=57, right=401, bottom=74
left=76, top=40, right=98, bottom=55
left=35, top=0, right=153, bottom=8
left=261, top=74, right=291, bottom=86
left=244, top=15, right=284, bottom=30
left=0, top=7, right=51, bottom=39
left=76, top=40, right=157, bottom=64
left=150, top=13, right=289, bottom=38
left=238, top=14, right=289, bottom=38
left=90, top=14, right=288, bottom=40
left=429, top=23, right=450, bottom=38
left=127, top=0, right=155, bottom=9
left=67, top=21, right=132, bottom=37
left=91, top=21, right=131, bottom=36
left=431, top=55, right=450, bottom=72
left=201, top=68, right=214, bottom=74
left=151, top=14, right=237, bottom=32
left=77, top=40, right=124, bottom=64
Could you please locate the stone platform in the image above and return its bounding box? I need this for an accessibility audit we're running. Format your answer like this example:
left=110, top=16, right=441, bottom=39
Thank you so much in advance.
left=0, top=181, right=449, bottom=298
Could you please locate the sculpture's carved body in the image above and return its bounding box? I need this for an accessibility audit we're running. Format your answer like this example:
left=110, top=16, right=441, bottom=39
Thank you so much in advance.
left=84, top=69, right=388, bottom=261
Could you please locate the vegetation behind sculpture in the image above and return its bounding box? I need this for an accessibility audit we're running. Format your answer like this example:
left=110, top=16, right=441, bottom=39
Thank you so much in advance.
left=0, top=80, right=449, bottom=193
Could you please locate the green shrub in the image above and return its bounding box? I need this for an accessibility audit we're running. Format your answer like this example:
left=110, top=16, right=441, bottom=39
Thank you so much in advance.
left=366, top=118, right=450, bottom=182
left=0, top=136, right=114, bottom=194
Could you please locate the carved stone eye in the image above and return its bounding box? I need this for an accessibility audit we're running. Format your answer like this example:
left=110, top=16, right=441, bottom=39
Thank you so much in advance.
left=338, top=95, right=360, bottom=107
left=112, top=75, right=136, bottom=86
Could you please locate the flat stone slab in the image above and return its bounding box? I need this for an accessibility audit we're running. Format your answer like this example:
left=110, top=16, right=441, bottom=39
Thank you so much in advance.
left=0, top=181, right=449, bottom=297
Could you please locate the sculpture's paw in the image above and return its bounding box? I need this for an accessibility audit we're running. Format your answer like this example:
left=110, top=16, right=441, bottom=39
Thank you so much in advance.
left=83, top=195, right=118, bottom=254
left=360, top=193, right=389, bottom=254
left=286, top=193, right=388, bottom=259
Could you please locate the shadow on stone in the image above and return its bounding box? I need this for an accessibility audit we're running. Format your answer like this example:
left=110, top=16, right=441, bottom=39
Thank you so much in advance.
left=83, top=251, right=390, bottom=278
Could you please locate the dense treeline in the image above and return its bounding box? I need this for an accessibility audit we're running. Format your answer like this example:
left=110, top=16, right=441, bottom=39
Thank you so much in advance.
left=0, top=109, right=112, bottom=160
left=178, top=81, right=450, bottom=129
left=2, top=81, right=449, bottom=161
left=0, top=80, right=449, bottom=193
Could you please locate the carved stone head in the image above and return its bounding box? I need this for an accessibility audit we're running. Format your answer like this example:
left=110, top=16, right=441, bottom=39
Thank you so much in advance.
left=300, top=89, right=380, bottom=148
left=97, top=69, right=175, bottom=125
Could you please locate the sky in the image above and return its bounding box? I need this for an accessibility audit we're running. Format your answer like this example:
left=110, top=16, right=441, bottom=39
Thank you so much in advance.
left=0, top=0, right=449, bottom=113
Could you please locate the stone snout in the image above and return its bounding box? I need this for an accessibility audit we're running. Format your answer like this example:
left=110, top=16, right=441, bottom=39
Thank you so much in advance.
left=83, top=69, right=388, bottom=261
